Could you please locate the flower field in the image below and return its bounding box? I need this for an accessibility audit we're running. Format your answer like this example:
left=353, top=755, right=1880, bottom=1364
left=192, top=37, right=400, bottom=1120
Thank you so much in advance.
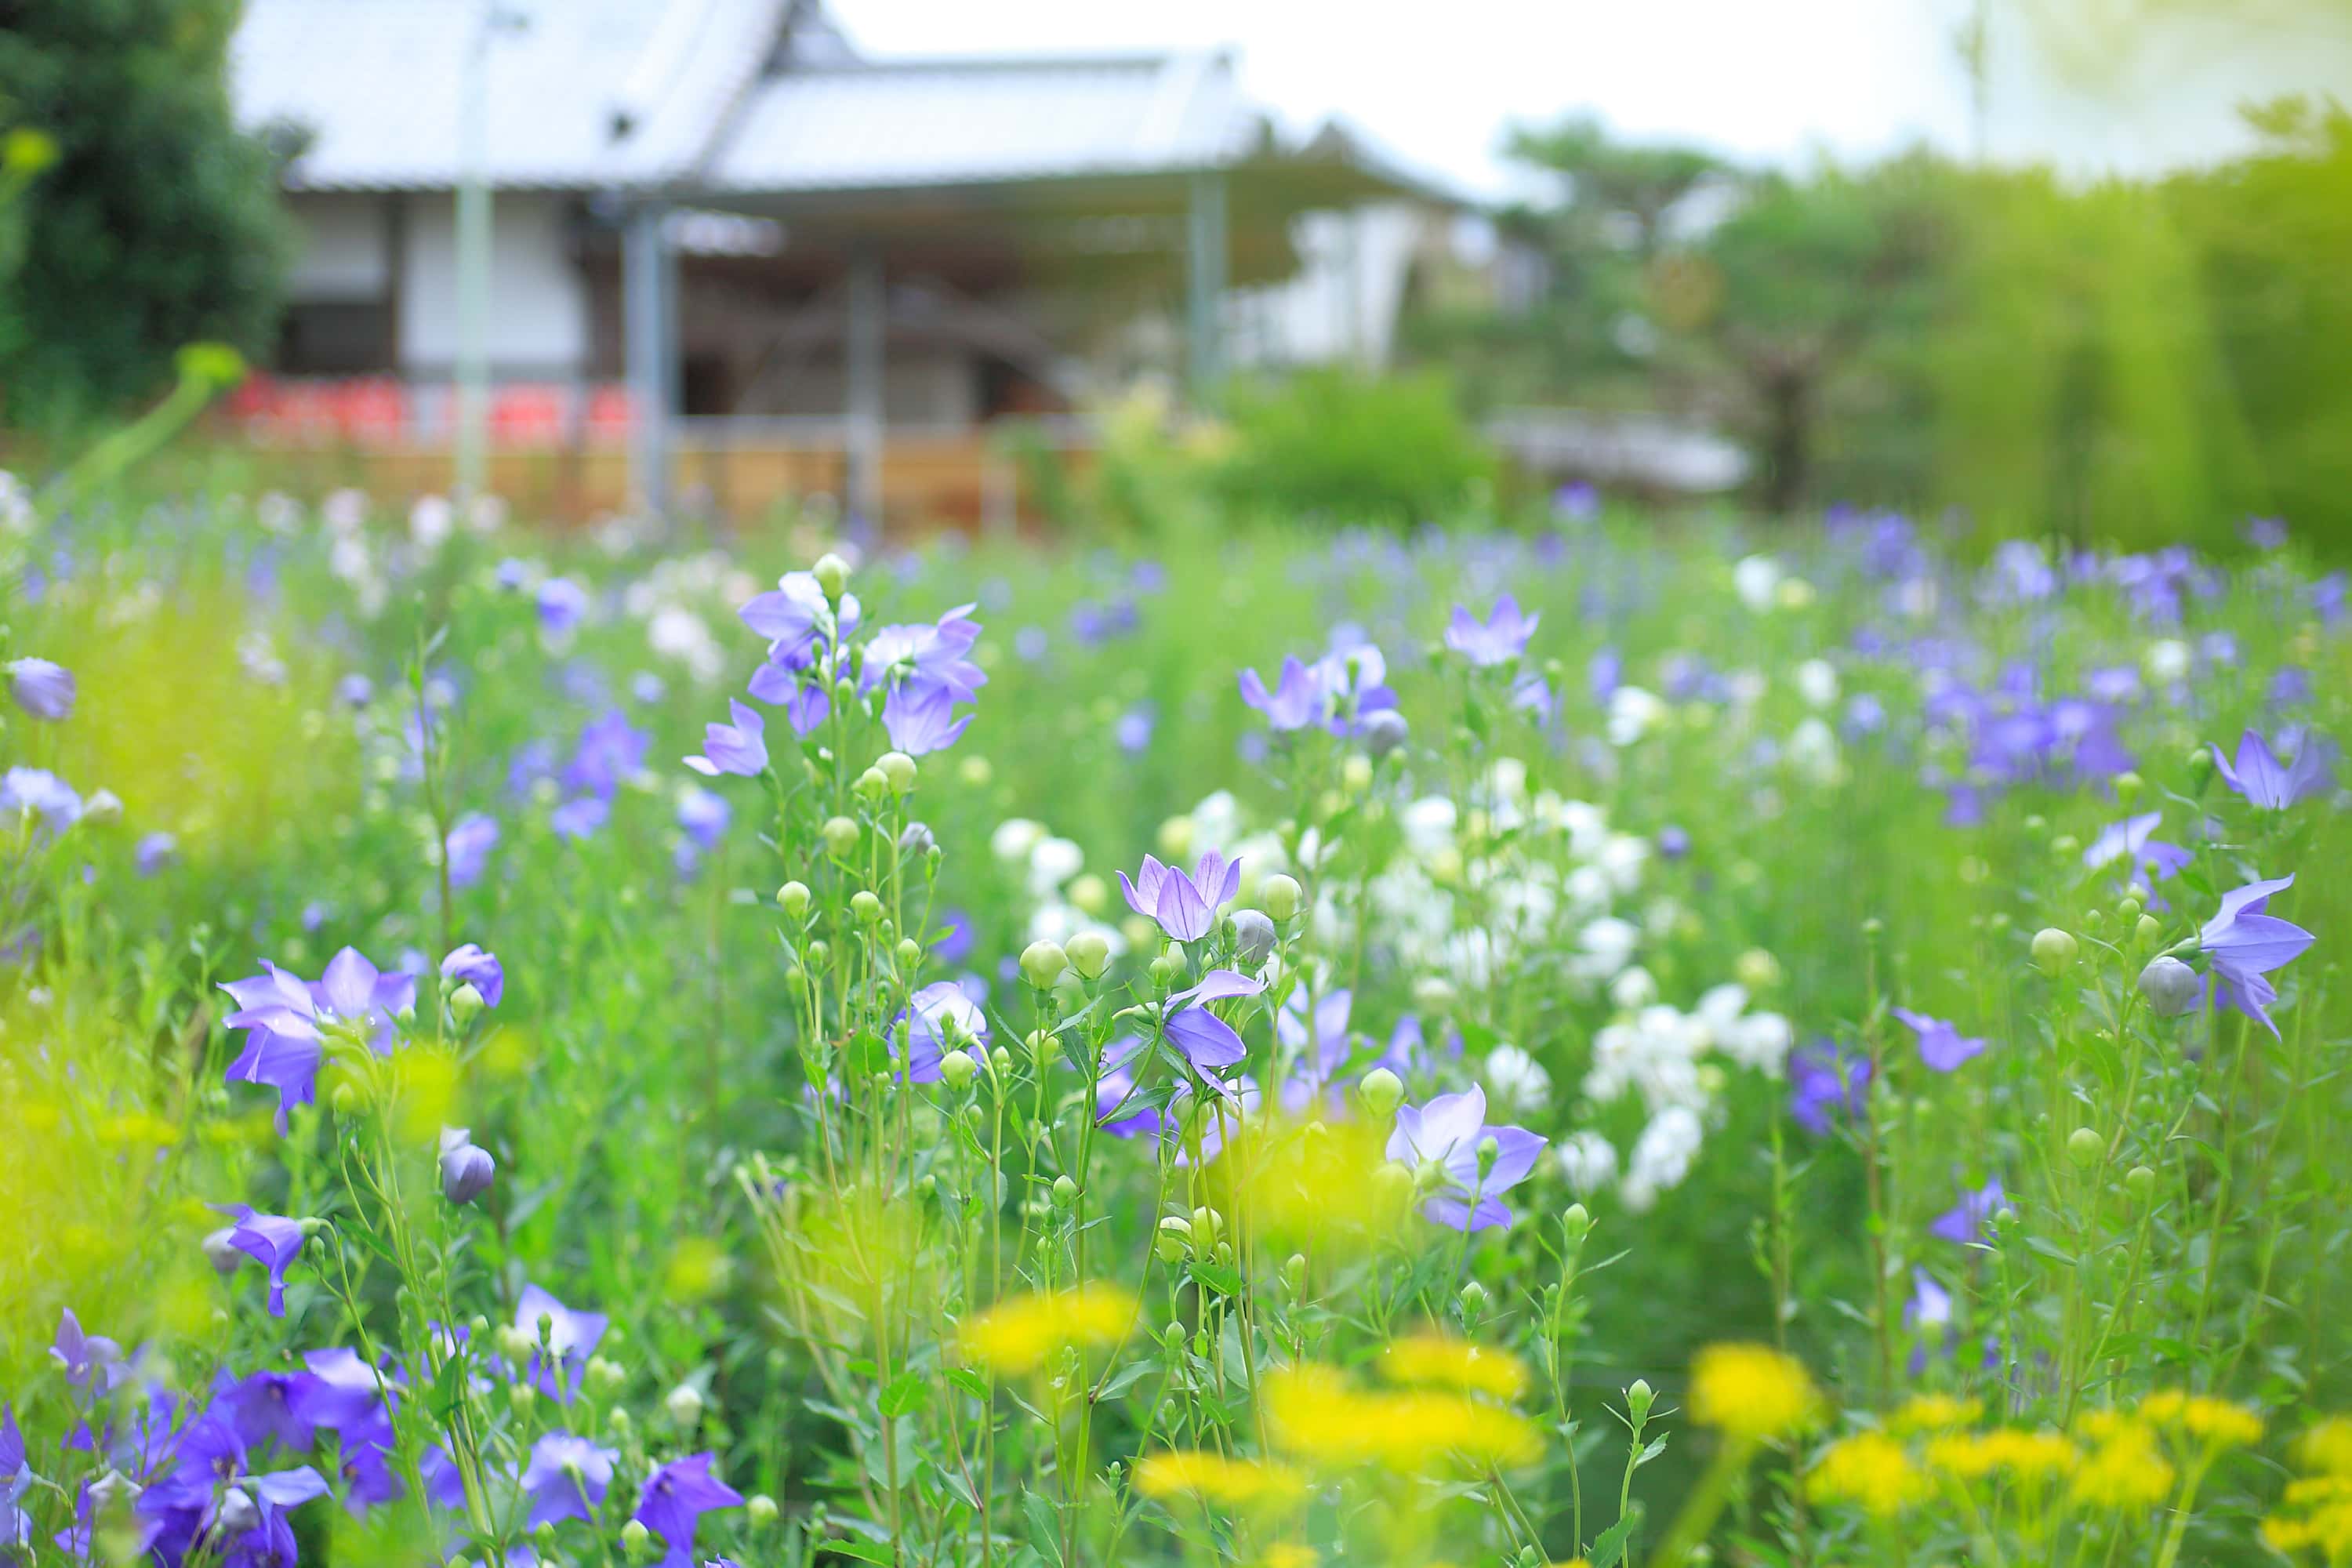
left=3, top=482, right=2349, bottom=1568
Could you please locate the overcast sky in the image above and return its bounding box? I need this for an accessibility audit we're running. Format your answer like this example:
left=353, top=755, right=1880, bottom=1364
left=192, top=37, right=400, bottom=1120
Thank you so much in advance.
left=827, top=1, right=2352, bottom=199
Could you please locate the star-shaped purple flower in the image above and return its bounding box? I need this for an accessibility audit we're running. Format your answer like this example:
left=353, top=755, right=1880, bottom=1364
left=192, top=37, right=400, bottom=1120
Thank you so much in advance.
left=1891, top=1007, right=1987, bottom=1073
left=2212, top=728, right=2333, bottom=810
left=685, top=700, right=768, bottom=778
left=214, top=1204, right=308, bottom=1317
left=1117, top=850, right=1241, bottom=944
left=1237, top=657, right=1320, bottom=731
left=1443, top=594, right=1540, bottom=667
left=2081, top=812, right=2192, bottom=882
left=634, top=1453, right=743, bottom=1568
left=2199, top=873, right=2314, bottom=1036
left=1385, top=1084, right=1548, bottom=1232
left=1161, top=968, right=1265, bottom=1076
left=1927, top=1176, right=2009, bottom=1244
left=440, top=943, right=505, bottom=1008
left=880, top=677, right=973, bottom=757
left=517, top=1283, right=608, bottom=1399
left=522, top=1430, right=619, bottom=1529
left=898, top=981, right=988, bottom=1083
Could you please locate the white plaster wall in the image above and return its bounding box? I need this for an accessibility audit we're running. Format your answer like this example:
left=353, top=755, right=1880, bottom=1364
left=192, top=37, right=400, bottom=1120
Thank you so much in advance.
left=397, top=192, right=589, bottom=377
left=287, top=194, right=390, bottom=299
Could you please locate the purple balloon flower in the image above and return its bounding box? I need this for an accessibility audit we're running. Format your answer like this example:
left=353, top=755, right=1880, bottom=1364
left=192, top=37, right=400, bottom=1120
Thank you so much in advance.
left=1443, top=594, right=1541, bottom=667
left=562, top=710, right=650, bottom=799
left=2082, top=811, right=2193, bottom=883
left=862, top=603, right=986, bottom=702
left=1161, top=968, right=1265, bottom=1076
left=685, top=699, right=768, bottom=778
left=1, top=766, right=82, bottom=829
left=49, top=1308, right=127, bottom=1393
left=2212, top=728, right=2333, bottom=810
left=213, top=1204, right=308, bottom=1316
left=2199, top=873, right=2314, bottom=1036
left=880, top=677, right=973, bottom=757
left=6, top=658, right=74, bottom=721
left=438, top=1128, right=496, bottom=1206
left=1928, top=1176, right=2009, bottom=1244
left=220, top=950, right=416, bottom=1132
left=898, top=981, right=988, bottom=1083
left=1276, top=986, right=1353, bottom=1113
left=1237, top=657, right=1320, bottom=731
left=550, top=795, right=609, bottom=840
left=441, top=813, right=499, bottom=891
left=1385, top=1085, right=1548, bottom=1232
left=1891, top=1007, right=1987, bottom=1073
left=439, top=942, right=505, bottom=1008
left=634, top=1453, right=743, bottom=1568
left=1093, top=1036, right=1163, bottom=1139
left=678, top=786, right=731, bottom=851
left=1117, top=851, right=1241, bottom=944
left=517, top=1283, right=608, bottom=1399
left=522, top=1431, right=618, bottom=1529
left=1787, top=1039, right=1869, bottom=1134
left=741, top=572, right=858, bottom=673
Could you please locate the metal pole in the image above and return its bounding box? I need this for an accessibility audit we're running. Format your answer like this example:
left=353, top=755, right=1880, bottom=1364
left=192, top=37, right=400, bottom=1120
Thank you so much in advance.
left=623, top=201, right=676, bottom=517
left=454, top=14, right=493, bottom=499
left=1185, top=169, right=1228, bottom=406
left=844, top=244, right=885, bottom=529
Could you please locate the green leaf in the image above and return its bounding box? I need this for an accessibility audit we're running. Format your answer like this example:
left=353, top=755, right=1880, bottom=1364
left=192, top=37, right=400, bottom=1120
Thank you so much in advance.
left=1022, top=1490, right=1065, bottom=1568
left=878, top=1371, right=929, bottom=1419
left=844, top=1027, right=889, bottom=1080
left=1589, top=1501, right=1645, bottom=1568
left=945, top=1367, right=992, bottom=1402
left=1189, top=1261, right=1243, bottom=1296
left=820, top=1541, right=896, bottom=1564
left=1094, top=1359, right=1158, bottom=1399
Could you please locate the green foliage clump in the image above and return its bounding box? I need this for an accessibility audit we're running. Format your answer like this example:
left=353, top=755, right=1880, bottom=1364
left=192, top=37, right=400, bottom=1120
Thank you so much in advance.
left=0, top=0, right=288, bottom=430
left=1215, top=367, right=1494, bottom=525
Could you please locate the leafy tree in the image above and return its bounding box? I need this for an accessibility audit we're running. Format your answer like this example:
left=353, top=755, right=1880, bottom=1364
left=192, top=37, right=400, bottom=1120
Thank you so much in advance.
left=0, top=0, right=288, bottom=429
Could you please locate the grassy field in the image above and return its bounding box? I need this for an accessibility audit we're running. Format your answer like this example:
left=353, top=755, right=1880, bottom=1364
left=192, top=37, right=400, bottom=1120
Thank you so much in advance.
left=3, top=481, right=2348, bottom=1566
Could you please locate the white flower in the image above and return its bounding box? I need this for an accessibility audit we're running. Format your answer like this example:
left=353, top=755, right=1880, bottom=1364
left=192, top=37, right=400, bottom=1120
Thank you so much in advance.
left=1570, top=916, right=1639, bottom=988
left=2143, top=638, right=2192, bottom=683
left=1483, top=1045, right=1552, bottom=1115
left=990, top=818, right=1047, bottom=864
left=410, top=495, right=455, bottom=550
left=1609, top=965, right=1659, bottom=1010
left=322, top=488, right=368, bottom=535
left=1606, top=687, right=1666, bottom=747
left=1786, top=717, right=1842, bottom=784
left=1400, top=797, right=1458, bottom=859
left=1733, top=554, right=1783, bottom=612
left=1028, top=836, right=1084, bottom=897
left=1623, top=1105, right=1704, bottom=1210
left=648, top=607, right=724, bottom=684
left=1557, top=1131, right=1618, bottom=1196
left=1795, top=658, right=1838, bottom=708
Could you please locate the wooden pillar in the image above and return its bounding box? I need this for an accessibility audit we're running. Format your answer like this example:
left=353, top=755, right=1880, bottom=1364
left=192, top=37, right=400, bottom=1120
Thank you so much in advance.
left=1185, top=169, right=1228, bottom=406
left=845, top=244, right=885, bottom=529
left=624, top=201, right=677, bottom=518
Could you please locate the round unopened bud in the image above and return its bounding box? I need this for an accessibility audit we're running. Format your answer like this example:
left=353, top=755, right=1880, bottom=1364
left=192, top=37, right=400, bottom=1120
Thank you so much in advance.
left=2067, top=1127, right=2103, bottom=1170
left=2134, top=913, right=2162, bottom=947
left=495, top=1324, right=534, bottom=1362
left=1230, top=909, right=1276, bottom=969
left=439, top=1137, right=496, bottom=1205
left=2051, top=833, right=2081, bottom=858
left=214, top=1487, right=260, bottom=1538
left=1148, top=952, right=1185, bottom=987
left=1358, top=1067, right=1404, bottom=1120
left=2031, top=927, right=2078, bottom=975
left=821, top=816, right=860, bottom=857
left=1563, top=1203, right=1591, bottom=1243
left=1019, top=940, right=1068, bottom=989
left=1191, top=1205, right=1223, bottom=1242
left=2187, top=745, right=2215, bottom=776
left=1361, top=708, right=1409, bottom=760
left=876, top=750, right=917, bottom=793
left=330, top=1081, right=358, bottom=1116
left=1412, top=975, right=1457, bottom=1014
left=1627, top=1378, right=1655, bottom=1421
left=1066, top=929, right=1111, bottom=981
left=1413, top=1157, right=1448, bottom=1197
left=2116, top=895, right=2142, bottom=923
left=201, top=1228, right=242, bottom=1275
left=811, top=552, right=852, bottom=601
left=621, top=1519, right=652, bottom=1555
left=665, top=1385, right=705, bottom=1427
left=82, top=789, right=123, bottom=826
left=895, top=937, right=921, bottom=968
left=2125, top=1165, right=2157, bottom=1202
left=1370, top=1161, right=1414, bottom=1213
left=1734, top=949, right=1783, bottom=992
left=748, top=1494, right=779, bottom=1527
left=804, top=939, right=830, bottom=968
left=510, top=1381, right=538, bottom=1413
left=1341, top=754, right=1374, bottom=793
left=2114, top=771, right=2143, bottom=804
left=1154, top=1216, right=1192, bottom=1263
left=989, top=1045, right=1012, bottom=1077
left=1261, top=874, right=1303, bottom=923
left=449, top=982, right=485, bottom=1025
left=778, top=880, right=811, bottom=918
left=1051, top=1174, right=1078, bottom=1208
left=1457, top=1279, right=1488, bottom=1315
left=855, top=767, right=889, bottom=800
left=850, top=889, right=883, bottom=923
left=586, top=1357, right=626, bottom=1396
left=2137, top=955, right=2200, bottom=1016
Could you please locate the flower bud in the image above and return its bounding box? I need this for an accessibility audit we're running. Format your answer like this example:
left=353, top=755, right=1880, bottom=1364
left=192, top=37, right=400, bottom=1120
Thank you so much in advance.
left=805, top=939, right=830, bottom=969
left=1066, top=929, right=1111, bottom=981
left=510, top=1381, right=537, bottom=1413
left=621, top=1519, right=652, bottom=1556
left=1051, top=1174, right=1078, bottom=1208
left=855, top=767, right=889, bottom=800
left=449, top=982, right=485, bottom=1025
left=330, top=1081, right=358, bottom=1116
left=1154, top=1216, right=1192, bottom=1263
left=2135, top=913, right=2161, bottom=947
left=850, top=890, right=883, bottom=923
left=821, top=816, right=860, bottom=857
left=1563, top=1203, right=1591, bottom=1243
left=2116, top=895, right=2142, bottom=923
left=895, top=938, right=921, bottom=968
left=811, top=552, right=852, bottom=601
left=495, top=1324, right=534, bottom=1362
left=586, top=1357, right=626, bottom=1396
left=2113, top=771, right=2143, bottom=804
left=439, top=1134, right=496, bottom=1206
left=214, top=1487, right=260, bottom=1537
left=1341, top=754, right=1374, bottom=794
left=989, top=1045, right=1012, bottom=1078
left=1475, top=1134, right=1501, bottom=1178
left=1734, top=948, right=1782, bottom=991
left=2031, top=927, right=2078, bottom=975
left=2125, top=1164, right=2156, bottom=1202
left=2067, top=1127, right=2103, bottom=1169
left=1627, top=1378, right=1655, bottom=1421
left=876, top=750, right=916, bottom=794
left=2051, top=833, right=2080, bottom=858
left=201, top=1228, right=243, bottom=1275
left=665, top=1384, right=705, bottom=1427
left=1457, top=1279, right=1488, bottom=1316
left=1412, top=975, right=1457, bottom=1014
left=82, top=789, right=123, bottom=826
left=1369, top=1161, right=1413, bottom=1214
left=2137, top=955, right=2200, bottom=1016
left=749, top=1494, right=779, bottom=1527
left=1261, top=873, right=1303, bottom=923
left=1361, top=708, right=1409, bottom=759
left=1358, top=1067, right=1404, bottom=1120
left=1191, top=1206, right=1223, bottom=1242
left=778, top=880, right=811, bottom=918
left=1230, top=910, right=1276, bottom=968
left=1413, top=1158, right=1447, bottom=1197
left=1149, top=952, right=1185, bottom=987
left=2187, top=745, right=2214, bottom=776
left=1019, top=940, right=1068, bottom=990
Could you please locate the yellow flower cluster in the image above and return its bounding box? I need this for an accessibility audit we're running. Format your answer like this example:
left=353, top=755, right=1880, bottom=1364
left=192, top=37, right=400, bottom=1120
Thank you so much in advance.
left=1923, top=1427, right=2078, bottom=1483
left=2067, top=1415, right=2175, bottom=1510
left=2264, top=1419, right=2352, bottom=1559
left=1888, top=1393, right=1983, bottom=1434
left=1378, top=1334, right=1530, bottom=1401
left=956, top=1284, right=1135, bottom=1375
left=1688, top=1343, right=1821, bottom=1443
left=1806, top=1432, right=1926, bottom=1517
left=1263, top=1363, right=1541, bottom=1472
left=2137, top=1389, right=2266, bottom=1449
left=1132, top=1450, right=1306, bottom=1509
